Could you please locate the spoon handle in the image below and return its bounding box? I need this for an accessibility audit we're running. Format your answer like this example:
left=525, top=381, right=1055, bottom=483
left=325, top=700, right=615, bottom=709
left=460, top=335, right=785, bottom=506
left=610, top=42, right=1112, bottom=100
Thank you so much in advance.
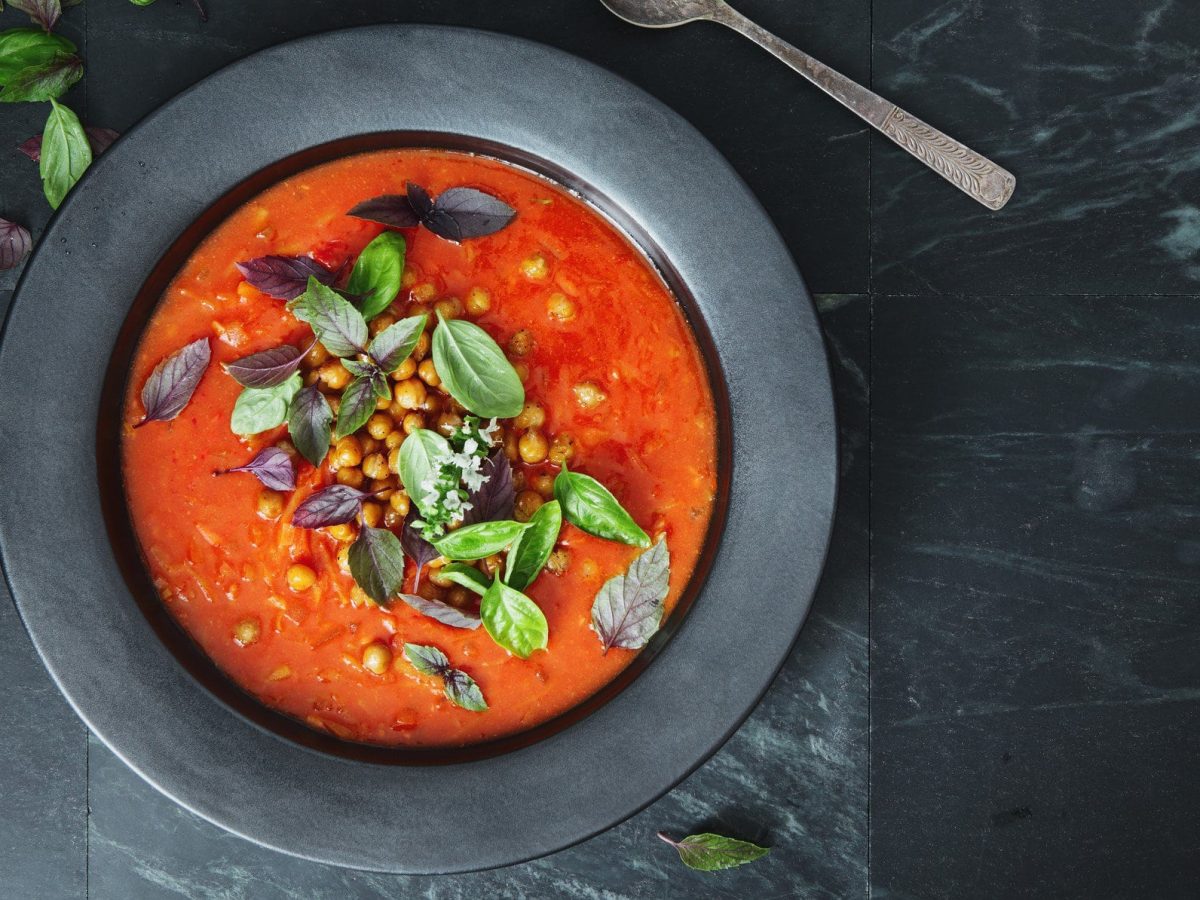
left=711, top=4, right=1015, bottom=210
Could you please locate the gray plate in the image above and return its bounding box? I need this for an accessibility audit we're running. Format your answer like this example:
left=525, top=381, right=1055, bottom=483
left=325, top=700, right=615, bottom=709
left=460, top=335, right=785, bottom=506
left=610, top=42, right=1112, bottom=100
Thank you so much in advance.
left=0, top=26, right=835, bottom=873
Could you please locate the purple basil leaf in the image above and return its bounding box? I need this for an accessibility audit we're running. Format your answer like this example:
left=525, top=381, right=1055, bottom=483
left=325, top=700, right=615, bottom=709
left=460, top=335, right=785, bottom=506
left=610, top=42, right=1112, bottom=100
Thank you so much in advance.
left=137, top=337, right=211, bottom=426
left=217, top=446, right=296, bottom=491
left=459, top=451, right=515, bottom=527
left=333, top=376, right=378, bottom=441
left=347, top=194, right=420, bottom=229
left=1, top=51, right=82, bottom=103
left=17, top=135, right=41, bottom=161
left=222, top=341, right=312, bottom=388
left=10, top=0, right=62, bottom=31
left=0, top=219, right=32, bottom=271
left=291, top=484, right=372, bottom=529
left=348, top=526, right=406, bottom=604
left=22, top=126, right=119, bottom=162
left=405, top=182, right=435, bottom=220
left=397, top=593, right=482, bottom=630
left=287, top=385, right=333, bottom=468
left=428, top=188, right=517, bottom=241
left=401, top=509, right=440, bottom=588
left=235, top=255, right=336, bottom=301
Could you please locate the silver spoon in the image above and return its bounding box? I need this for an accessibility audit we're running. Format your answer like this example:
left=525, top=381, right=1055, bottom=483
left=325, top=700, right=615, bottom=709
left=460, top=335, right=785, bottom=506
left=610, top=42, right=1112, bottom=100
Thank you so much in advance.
left=600, top=0, right=1016, bottom=210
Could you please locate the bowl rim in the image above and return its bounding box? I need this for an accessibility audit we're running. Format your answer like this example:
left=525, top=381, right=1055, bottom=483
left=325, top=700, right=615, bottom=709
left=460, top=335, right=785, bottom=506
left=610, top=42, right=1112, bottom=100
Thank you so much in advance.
left=0, top=24, right=836, bottom=873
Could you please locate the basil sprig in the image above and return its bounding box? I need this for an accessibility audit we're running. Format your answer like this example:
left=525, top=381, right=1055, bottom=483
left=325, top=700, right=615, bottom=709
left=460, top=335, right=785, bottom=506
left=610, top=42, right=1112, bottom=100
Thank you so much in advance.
left=505, top=500, right=562, bottom=591
left=346, top=231, right=405, bottom=320
left=433, top=519, right=528, bottom=561
left=432, top=312, right=525, bottom=418
left=230, top=371, right=301, bottom=435
left=591, top=536, right=669, bottom=652
left=402, top=643, right=487, bottom=712
left=480, top=574, right=548, bottom=659
left=397, top=428, right=451, bottom=512
left=657, top=832, right=770, bottom=872
left=289, top=278, right=367, bottom=357
left=554, top=463, right=650, bottom=547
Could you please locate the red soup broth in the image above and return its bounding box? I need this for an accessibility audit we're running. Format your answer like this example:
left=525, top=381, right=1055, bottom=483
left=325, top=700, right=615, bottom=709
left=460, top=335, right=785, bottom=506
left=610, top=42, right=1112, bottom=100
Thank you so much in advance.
left=122, top=149, right=718, bottom=747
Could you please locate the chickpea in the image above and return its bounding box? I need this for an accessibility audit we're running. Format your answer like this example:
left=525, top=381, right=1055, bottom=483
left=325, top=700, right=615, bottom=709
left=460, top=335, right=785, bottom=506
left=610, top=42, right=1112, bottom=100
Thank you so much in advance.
left=446, top=586, right=473, bottom=609
left=549, top=433, right=576, bottom=466
left=508, top=329, right=534, bottom=357
left=547, top=292, right=576, bottom=322
left=545, top=548, right=570, bottom=575
left=286, top=564, right=316, bottom=591
left=368, top=476, right=396, bottom=500
left=318, top=359, right=352, bottom=390
left=303, top=369, right=321, bottom=387
left=384, top=429, right=405, bottom=450
left=386, top=445, right=402, bottom=475
left=434, top=296, right=462, bottom=320
left=327, top=395, right=340, bottom=416
left=514, top=490, right=545, bottom=522
left=327, top=522, right=356, bottom=542
left=383, top=507, right=404, bottom=529
left=392, top=357, right=417, bottom=381
left=332, top=435, right=363, bottom=469
left=360, top=436, right=381, bottom=455
left=465, top=287, right=491, bottom=316
left=375, top=391, right=392, bottom=411
left=369, top=312, right=396, bottom=336
left=257, top=490, right=284, bottom=519
left=401, top=412, right=425, bottom=435
left=513, top=402, right=546, bottom=429
left=366, top=413, right=393, bottom=440
left=419, top=392, right=442, bottom=415
left=512, top=469, right=527, bottom=491
left=518, top=430, right=549, bottom=464
left=436, top=412, right=463, bottom=437
left=415, top=580, right=445, bottom=601
left=304, top=343, right=330, bottom=368
left=503, top=430, right=519, bottom=462
left=417, top=359, right=441, bottom=388
left=513, top=362, right=530, bottom=383
left=362, top=642, right=393, bottom=675
left=531, top=472, right=555, bottom=499
left=411, top=282, right=436, bottom=303
left=480, top=554, right=504, bottom=578
left=336, top=467, right=364, bottom=488
left=233, top=618, right=261, bottom=646
left=573, top=381, right=607, bottom=409
left=401, top=268, right=419, bottom=289
left=389, top=491, right=411, bottom=516
left=429, top=567, right=454, bottom=588
left=520, top=254, right=548, bottom=280
left=349, top=585, right=374, bottom=608
left=361, top=501, right=383, bottom=528
left=413, top=331, right=431, bottom=361
left=362, top=452, right=389, bottom=481
left=393, top=378, right=427, bottom=411
left=336, top=544, right=351, bottom=574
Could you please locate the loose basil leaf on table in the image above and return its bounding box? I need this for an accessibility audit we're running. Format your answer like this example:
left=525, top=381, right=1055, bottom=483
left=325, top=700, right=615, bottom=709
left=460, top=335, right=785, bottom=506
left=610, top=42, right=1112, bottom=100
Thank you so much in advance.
left=288, top=277, right=368, bottom=358
left=0, top=218, right=32, bottom=271
left=137, top=336, right=210, bottom=426
left=368, top=315, right=426, bottom=373
left=346, top=231, right=405, bottom=321
left=39, top=99, right=91, bottom=209
left=458, top=451, right=515, bottom=527
left=0, top=48, right=81, bottom=103
left=18, top=125, right=118, bottom=161
left=397, top=592, right=482, bottom=630
left=401, top=643, right=487, bottom=712
left=397, top=428, right=451, bottom=508
left=222, top=341, right=312, bottom=388
left=591, top=536, right=669, bottom=652
left=554, top=463, right=650, bottom=547
left=287, top=385, right=333, bottom=467
left=431, top=312, right=525, bottom=418
left=480, top=575, right=548, bottom=659
left=657, top=832, right=770, bottom=872
left=229, top=372, right=301, bottom=435
left=505, top=499, right=562, bottom=591
left=215, top=446, right=296, bottom=491
left=291, top=484, right=375, bottom=529
left=8, top=0, right=64, bottom=31
left=348, top=525, right=406, bottom=603
left=438, top=562, right=490, bottom=596
left=0, top=29, right=74, bottom=84
left=236, top=255, right=336, bottom=302
left=434, top=519, right=528, bottom=561
left=334, top=375, right=381, bottom=440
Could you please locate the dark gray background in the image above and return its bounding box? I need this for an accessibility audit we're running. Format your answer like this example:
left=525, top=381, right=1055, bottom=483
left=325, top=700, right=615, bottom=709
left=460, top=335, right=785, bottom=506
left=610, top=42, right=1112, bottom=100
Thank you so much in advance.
left=0, top=1, right=1195, bottom=897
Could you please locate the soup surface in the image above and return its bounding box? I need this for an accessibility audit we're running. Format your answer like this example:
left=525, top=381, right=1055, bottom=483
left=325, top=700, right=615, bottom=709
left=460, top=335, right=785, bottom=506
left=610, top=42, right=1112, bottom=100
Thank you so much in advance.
left=122, top=149, right=717, bottom=747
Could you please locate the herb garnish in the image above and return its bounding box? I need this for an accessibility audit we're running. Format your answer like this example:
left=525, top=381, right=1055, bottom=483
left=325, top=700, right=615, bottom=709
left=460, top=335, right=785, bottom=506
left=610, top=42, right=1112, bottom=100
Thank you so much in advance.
left=459, top=450, right=515, bottom=527
left=18, top=124, right=118, bottom=160
left=554, top=463, right=650, bottom=547
left=215, top=446, right=295, bottom=491
left=236, top=255, right=338, bottom=302
left=291, top=484, right=377, bottom=529
left=346, top=231, right=405, bottom=320
left=402, top=643, right=487, bottom=712
left=400, top=509, right=440, bottom=587
left=348, top=525, right=406, bottom=604
left=480, top=574, right=548, bottom=659
left=438, top=562, right=490, bottom=596
left=433, top=519, right=528, bottom=561
left=0, top=218, right=31, bottom=270
left=0, top=28, right=79, bottom=101
left=348, top=183, right=516, bottom=242
left=656, top=832, right=770, bottom=872
left=504, top=499, right=562, bottom=591
left=136, top=336, right=210, bottom=426
left=222, top=341, right=312, bottom=389
left=229, top=371, right=301, bottom=435
left=286, top=385, right=333, bottom=467
left=7, top=1, right=70, bottom=33
left=288, top=278, right=367, bottom=357
left=591, top=536, right=669, bottom=652
left=432, top=312, right=525, bottom=418
left=40, top=97, right=89, bottom=208
left=400, top=419, right=500, bottom=541
left=397, top=593, right=482, bottom=630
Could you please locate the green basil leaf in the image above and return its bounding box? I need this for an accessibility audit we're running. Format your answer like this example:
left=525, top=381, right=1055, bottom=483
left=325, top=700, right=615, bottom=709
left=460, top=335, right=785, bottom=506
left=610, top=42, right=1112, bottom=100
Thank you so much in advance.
left=397, top=428, right=450, bottom=510
left=39, top=99, right=91, bottom=209
left=287, top=384, right=332, bottom=467
left=439, top=562, right=489, bottom=596
left=230, top=372, right=301, bottom=435
left=433, top=519, right=528, bottom=561
left=402, top=642, right=450, bottom=676
left=288, top=277, right=368, bottom=358
left=591, top=536, right=669, bottom=652
left=334, top=376, right=378, bottom=440
left=431, top=312, right=524, bottom=418
left=341, top=358, right=376, bottom=379
left=368, top=315, right=426, bottom=373
left=480, top=574, right=548, bottom=659
left=554, top=463, right=650, bottom=548
left=348, top=526, right=406, bottom=603
left=505, top=499, right=562, bottom=591
left=658, top=832, right=770, bottom=872
left=347, top=231, right=405, bottom=321
left=0, top=50, right=80, bottom=103
left=442, top=668, right=488, bottom=712
left=0, top=28, right=75, bottom=83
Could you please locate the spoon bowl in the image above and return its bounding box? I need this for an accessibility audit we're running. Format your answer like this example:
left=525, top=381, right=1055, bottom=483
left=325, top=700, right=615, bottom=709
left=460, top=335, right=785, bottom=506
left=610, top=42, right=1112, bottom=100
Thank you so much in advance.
left=598, top=0, right=718, bottom=27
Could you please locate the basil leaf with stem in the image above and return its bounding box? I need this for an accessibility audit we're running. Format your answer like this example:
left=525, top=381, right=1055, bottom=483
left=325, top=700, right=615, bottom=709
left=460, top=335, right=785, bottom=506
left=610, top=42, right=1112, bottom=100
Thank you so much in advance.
left=480, top=574, right=548, bottom=659
left=214, top=446, right=296, bottom=491
left=0, top=29, right=75, bottom=83
left=346, top=231, right=405, bottom=321
left=397, top=429, right=451, bottom=510
left=229, top=372, right=301, bottom=435
left=458, top=451, right=515, bottom=527
left=397, top=593, right=482, bottom=630
left=431, top=312, right=525, bottom=418
left=137, top=336, right=210, bottom=426
left=505, top=499, right=562, bottom=591
left=288, top=277, right=368, bottom=358
left=433, top=519, right=528, bottom=562
left=403, top=642, right=450, bottom=676
left=347, top=194, right=420, bottom=229
left=439, top=562, right=489, bottom=596
left=554, top=463, right=650, bottom=548
left=401, top=643, right=487, bottom=712
left=8, top=0, right=63, bottom=31
left=400, top=510, right=440, bottom=587
left=0, top=219, right=32, bottom=271
left=291, top=484, right=375, bottom=529
left=18, top=125, right=118, bottom=162
left=348, top=525, right=406, bottom=604
left=334, top=376, right=378, bottom=440
left=591, top=536, right=669, bottom=653
left=40, top=99, right=91, bottom=209
left=223, top=341, right=312, bottom=389
left=236, top=255, right=336, bottom=302
left=656, top=832, right=769, bottom=872
left=368, top=315, right=426, bottom=373
left=287, top=384, right=333, bottom=467
left=426, top=187, right=517, bottom=242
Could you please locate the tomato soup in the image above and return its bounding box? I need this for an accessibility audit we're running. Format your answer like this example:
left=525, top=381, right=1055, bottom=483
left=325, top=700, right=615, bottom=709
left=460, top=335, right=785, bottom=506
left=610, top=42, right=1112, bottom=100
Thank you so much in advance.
left=122, top=149, right=717, bottom=747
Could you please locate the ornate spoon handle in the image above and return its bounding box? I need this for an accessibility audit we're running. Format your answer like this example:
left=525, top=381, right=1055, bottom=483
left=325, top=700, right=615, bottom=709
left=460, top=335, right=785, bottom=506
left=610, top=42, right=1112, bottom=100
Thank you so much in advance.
left=711, top=3, right=1015, bottom=210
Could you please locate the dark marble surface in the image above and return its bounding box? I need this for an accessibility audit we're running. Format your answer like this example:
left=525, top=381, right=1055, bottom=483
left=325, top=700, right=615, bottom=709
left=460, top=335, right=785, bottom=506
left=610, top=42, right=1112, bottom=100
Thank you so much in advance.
left=1, top=0, right=1196, bottom=896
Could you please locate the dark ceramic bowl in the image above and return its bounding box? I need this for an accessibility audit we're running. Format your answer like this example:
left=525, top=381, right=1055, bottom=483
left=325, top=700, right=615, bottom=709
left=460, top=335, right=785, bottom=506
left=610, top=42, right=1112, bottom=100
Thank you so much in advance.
left=0, top=26, right=835, bottom=872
